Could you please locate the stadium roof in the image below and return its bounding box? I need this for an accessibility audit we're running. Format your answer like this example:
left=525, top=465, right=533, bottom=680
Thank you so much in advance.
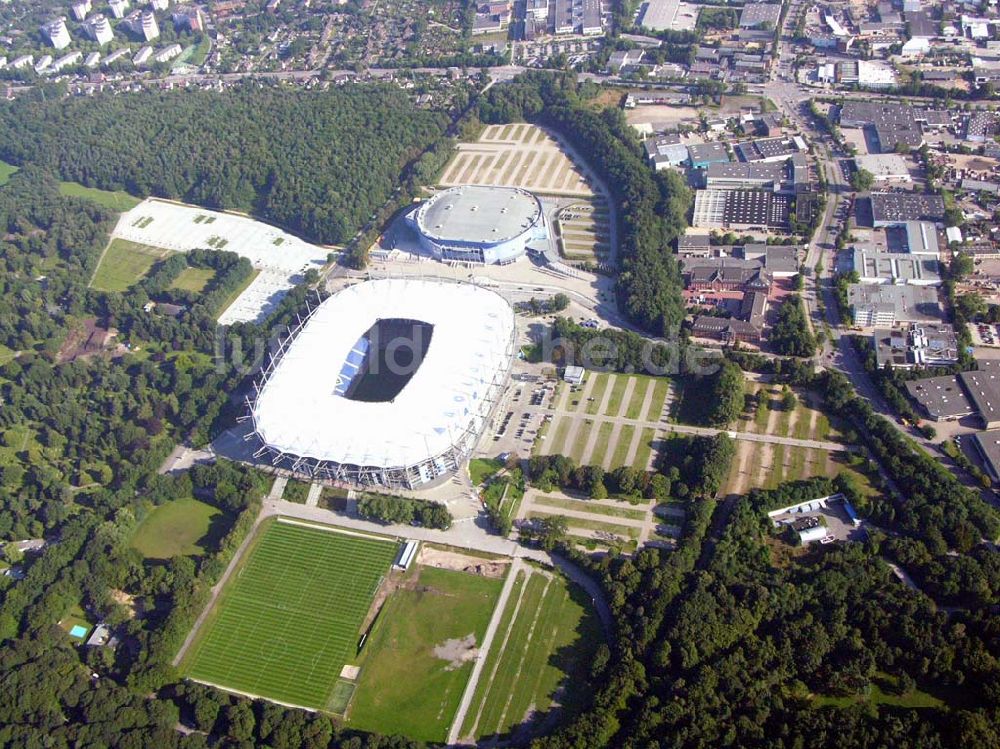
left=252, top=279, right=515, bottom=470
left=416, top=186, right=543, bottom=245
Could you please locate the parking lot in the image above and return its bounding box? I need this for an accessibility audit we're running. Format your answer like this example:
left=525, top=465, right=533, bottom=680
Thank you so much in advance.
left=970, top=322, right=1000, bottom=348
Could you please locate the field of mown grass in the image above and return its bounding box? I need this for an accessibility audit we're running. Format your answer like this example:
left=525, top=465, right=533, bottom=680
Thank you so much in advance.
left=90, top=239, right=173, bottom=292
left=184, top=520, right=398, bottom=710
left=59, top=181, right=142, bottom=212
left=348, top=566, right=503, bottom=742
left=460, top=566, right=603, bottom=742
left=131, top=497, right=224, bottom=559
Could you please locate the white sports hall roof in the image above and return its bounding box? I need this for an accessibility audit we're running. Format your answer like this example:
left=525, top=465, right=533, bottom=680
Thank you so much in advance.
left=252, top=279, right=515, bottom=471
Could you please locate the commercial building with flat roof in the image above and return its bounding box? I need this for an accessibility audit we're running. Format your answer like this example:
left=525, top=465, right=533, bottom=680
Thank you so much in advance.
left=734, top=136, right=807, bottom=163
left=972, top=429, right=1000, bottom=480
left=703, top=160, right=788, bottom=190
left=739, top=2, right=781, bottom=29
left=691, top=189, right=790, bottom=230
left=959, top=365, right=1000, bottom=429
left=852, top=249, right=941, bottom=285
left=847, top=283, right=941, bottom=327
left=688, top=142, right=730, bottom=168
left=903, top=221, right=940, bottom=255
left=874, top=323, right=958, bottom=369
left=905, top=376, right=975, bottom=421
left=869, top=192, right=946, bottom=227
left=854, top=154, right=911, bottom=182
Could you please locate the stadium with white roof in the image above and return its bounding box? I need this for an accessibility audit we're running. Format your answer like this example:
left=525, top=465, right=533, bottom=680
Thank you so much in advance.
left=249, top=278, right=516, bottom=489
left=407, top=185, right=548, bottom=264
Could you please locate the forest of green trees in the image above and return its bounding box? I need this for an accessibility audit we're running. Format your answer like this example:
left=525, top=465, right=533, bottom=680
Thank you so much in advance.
left=0, top=83, right=449, bottom=245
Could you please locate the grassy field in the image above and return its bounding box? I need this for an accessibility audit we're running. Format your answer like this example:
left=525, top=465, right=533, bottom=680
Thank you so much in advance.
left=0, top=160, right=18, bottom=186
left=185, top=521, right=398, bottom=710
left=813, top=672, right=944, bottom=709
left=90, top=239, right=173, bottom=292
left=59, top=181, right=142, bottom=212
left=460, top=567, right=603, bottom=742
left=469, top=457, right=503, bottom=486
left=348, top=566, right=504, bottom=742
left=131, top=497, right=224, bottom=559
left=170, top=266, right=215, bottom=293
left=527, top=511, right=640, bottom=540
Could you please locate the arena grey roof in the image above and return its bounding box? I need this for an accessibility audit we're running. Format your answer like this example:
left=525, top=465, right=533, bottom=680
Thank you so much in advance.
left=415, top=186, right=543, bottom=245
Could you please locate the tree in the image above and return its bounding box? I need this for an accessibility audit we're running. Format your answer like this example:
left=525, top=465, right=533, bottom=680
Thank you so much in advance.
left=850, top=167, right=875, bottom=192
left=771, top=296, right=817, bottom=357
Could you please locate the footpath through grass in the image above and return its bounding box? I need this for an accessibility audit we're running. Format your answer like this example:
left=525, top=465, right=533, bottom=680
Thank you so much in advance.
left=91, top=239, right=173, bottom=291
left=185, top=520, right=398, bottom=710
left=348, top=566, right=503, bottom=743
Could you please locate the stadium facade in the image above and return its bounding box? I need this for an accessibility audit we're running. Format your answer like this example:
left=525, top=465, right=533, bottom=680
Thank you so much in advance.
left=248, top=278, right=516, bottom=489
left=407, top=185, right=548, bottom=264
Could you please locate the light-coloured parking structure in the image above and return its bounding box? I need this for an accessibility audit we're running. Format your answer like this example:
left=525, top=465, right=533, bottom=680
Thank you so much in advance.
left=439, top=124, right=597, bottom=198
left=111, top=199, right=329, bottom=324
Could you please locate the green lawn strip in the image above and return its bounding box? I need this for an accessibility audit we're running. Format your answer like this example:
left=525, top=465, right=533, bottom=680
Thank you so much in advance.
left=0, top=159, right=18, bottom=186
left=568, top=420, right=593, bottom=463
left=775, top=403, right=794, bottom=439
left=642, top=379, right=670, bottom=423
left=461, top=570, right=533, bottom=738
left=131, top=497, right=224, bottom=559
left=787, top=446, right=808, bottom=482
left=533, top=495, right=646, bottom=521
left=170, top=266, right=215, bottom=293
left=473, top=573, right=551, bottom=737
left=281, top=479, right=310, bottom=504
left=469, top=458, right=503, bottom=486
left=215, top=268, right=261, bottom=319
left=527, top=511, right=640, bottom=540
left=348, top=566, right=503, bottom=743
left=610, top=424, right=635, bottom=470
left=632, top=427, right=657, bottom=471
left=59, top=181, right=142, bottom=212
left=550, top=416, right=573, bottom=455
left=766, top=445, right=786, bottom=490
left=185, top=521, right=398, bottom=710
left=755, top=388, right=776, bottom=431
left=91, top=239, right=173, bottom=292
left=587, top=421, right=614, bottom=465
left=567, top=533, right=637, bottom=554
left=625, top=378, right=652, bottom=420
left=815, top=412, right=832, bottom=441
left=583, top=373, right=610, bottom=415
left=603, top=375, right=630, bottom=418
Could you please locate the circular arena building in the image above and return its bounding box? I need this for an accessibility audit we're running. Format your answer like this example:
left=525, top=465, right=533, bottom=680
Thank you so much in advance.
left=249, top=278, right=516, bottom=489
left=408, top=185, right=548, bottom=264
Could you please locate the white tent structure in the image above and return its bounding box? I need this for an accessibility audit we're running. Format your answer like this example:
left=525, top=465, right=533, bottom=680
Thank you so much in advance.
left=250, top=278, right=516, bottom=489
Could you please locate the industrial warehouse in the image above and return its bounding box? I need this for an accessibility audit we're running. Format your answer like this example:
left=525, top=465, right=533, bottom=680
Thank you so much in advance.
left=249, top=278, right=516, bottom=489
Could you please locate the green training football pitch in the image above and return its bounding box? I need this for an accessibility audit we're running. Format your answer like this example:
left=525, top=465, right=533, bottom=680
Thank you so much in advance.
left=185, top=520, right=398, bottom=709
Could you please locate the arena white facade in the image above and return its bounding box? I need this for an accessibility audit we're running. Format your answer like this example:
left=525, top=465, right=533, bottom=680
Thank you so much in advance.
left=407, top=185, right=548, bottom=264
left=249, top=278, right=516, bottom=489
